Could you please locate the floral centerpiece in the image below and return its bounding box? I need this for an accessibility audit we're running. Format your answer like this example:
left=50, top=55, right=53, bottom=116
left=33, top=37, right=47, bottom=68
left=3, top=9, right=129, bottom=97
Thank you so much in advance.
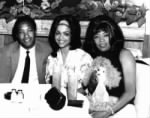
left=0, top=0, right=147, bottom=27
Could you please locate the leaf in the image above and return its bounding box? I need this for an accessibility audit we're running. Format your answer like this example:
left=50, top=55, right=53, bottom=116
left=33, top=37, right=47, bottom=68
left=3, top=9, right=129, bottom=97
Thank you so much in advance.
left=0, top=1, right=6, bottom=10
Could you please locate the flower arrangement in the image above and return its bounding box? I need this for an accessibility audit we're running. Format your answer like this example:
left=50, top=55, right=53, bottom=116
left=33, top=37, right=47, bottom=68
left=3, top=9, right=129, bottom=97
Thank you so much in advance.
left=0, top=0, right=147, bottom=27
left=0, top=0, right=63, bottom=22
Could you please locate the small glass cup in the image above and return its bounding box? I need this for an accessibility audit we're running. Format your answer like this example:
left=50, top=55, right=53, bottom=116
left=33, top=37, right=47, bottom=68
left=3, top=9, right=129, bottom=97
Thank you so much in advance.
left=11, top=89, right=17, bottom=102
left=17, top=89, right=24, bottom=103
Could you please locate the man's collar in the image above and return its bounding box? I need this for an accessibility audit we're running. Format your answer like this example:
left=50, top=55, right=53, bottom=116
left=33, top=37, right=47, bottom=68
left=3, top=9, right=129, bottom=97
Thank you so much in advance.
left=20, top=46, right=35, bottom=52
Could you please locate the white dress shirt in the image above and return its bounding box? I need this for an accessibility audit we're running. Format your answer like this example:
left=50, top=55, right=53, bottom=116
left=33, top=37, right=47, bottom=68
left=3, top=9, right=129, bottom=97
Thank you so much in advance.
left=12, top=46, right=38, bottom=84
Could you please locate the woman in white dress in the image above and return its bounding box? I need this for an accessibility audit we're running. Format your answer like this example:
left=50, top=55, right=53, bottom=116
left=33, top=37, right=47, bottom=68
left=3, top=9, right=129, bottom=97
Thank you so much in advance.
left=45, top=15, right=93, bottom=100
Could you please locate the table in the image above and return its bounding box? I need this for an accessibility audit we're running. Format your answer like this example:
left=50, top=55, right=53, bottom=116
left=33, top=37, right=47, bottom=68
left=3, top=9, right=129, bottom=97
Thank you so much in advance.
left=0, top=84, right=91, bottom=118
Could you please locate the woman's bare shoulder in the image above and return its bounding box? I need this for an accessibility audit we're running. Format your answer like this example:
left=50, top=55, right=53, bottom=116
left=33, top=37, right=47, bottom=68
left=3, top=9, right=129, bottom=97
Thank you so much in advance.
left=119, top=48, right=135, bottom=64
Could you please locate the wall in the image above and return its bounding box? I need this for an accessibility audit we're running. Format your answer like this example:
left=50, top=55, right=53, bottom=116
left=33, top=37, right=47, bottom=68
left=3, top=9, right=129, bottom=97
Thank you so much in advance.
left=0, top=19, right=144, bottom=56
left=142, top=0, right=150, bottom=57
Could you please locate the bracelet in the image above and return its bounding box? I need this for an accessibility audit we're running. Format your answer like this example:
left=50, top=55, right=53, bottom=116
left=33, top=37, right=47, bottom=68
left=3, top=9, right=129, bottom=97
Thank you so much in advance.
left=108, top=107, right=114, bottom=115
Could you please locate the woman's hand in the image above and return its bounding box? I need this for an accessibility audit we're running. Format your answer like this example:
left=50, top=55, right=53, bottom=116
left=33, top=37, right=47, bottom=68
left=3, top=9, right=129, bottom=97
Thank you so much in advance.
left=77, top=87, right=87, bottom=96
left=91, top=111, right=111, bottom=118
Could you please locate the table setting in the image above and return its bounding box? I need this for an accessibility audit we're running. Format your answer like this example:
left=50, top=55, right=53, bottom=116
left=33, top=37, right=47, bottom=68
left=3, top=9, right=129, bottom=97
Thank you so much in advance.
left=0, top=83, right=91, bottom=118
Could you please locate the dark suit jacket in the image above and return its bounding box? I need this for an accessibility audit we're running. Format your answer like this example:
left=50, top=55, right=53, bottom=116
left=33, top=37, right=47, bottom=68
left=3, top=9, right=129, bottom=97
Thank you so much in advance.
left=0, top=40, right=51, bottom=83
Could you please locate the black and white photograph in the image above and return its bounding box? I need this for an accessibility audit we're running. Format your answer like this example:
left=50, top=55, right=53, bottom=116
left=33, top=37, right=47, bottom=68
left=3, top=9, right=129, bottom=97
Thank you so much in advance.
left=0, top=0, right=149, bottom=118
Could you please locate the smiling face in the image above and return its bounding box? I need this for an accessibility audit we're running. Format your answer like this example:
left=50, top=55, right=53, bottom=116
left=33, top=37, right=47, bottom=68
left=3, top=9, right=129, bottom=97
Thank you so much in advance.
left=94, top=30, right=111, bottom=52
left=17, top=22, right=36, bottom=49
left=55, top=20, right=71, bottom=50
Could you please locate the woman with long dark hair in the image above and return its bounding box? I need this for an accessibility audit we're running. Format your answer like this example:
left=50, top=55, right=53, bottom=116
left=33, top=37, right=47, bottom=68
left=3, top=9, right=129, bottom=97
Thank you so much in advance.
left=83, top=15, right=136, bottom=118
left=45, top=15, right=93, bottom=100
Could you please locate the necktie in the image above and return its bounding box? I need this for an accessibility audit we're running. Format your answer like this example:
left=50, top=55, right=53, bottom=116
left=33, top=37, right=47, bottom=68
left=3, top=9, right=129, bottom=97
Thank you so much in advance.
left=21, top=51, right=30, bottom=83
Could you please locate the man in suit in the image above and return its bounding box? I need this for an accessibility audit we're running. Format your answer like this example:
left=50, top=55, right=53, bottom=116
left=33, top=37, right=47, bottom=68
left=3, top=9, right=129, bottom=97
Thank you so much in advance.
left=0, top=15, right=51, bottom=83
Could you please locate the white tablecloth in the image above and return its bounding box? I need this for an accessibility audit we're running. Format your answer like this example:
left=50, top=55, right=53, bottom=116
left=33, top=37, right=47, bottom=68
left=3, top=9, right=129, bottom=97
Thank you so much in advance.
left=0, top=84, right=91, bottom=118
